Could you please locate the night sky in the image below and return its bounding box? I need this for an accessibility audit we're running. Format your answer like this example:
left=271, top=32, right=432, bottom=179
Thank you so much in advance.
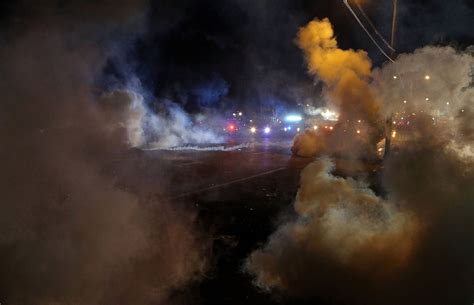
left=133, top=0, right=474, bottom=113
left=2, top=0, right=472, bottom=114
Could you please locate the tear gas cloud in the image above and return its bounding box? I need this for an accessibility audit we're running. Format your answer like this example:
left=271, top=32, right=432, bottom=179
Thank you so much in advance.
left=293, top=18, right=384, bottom=158
left=247, top=18, right=474, bottom=305
left=0, top=1, right=210, bottom=304
left=372, top=46, right=474, bottom=155
left=100, top=89, right=224, bottom=149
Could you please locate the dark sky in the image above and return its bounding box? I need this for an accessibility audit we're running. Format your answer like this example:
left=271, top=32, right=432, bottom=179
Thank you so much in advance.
left=133, top=0, right=371, bottom=113
left=136, top=0, right=474, bottom=113
left=2, top=0, right=473, bottom=113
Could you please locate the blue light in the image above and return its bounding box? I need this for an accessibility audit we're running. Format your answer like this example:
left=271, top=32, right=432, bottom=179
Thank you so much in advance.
left=264, top=127, right=271, bottom=134
left=287, top=126, right=292, bottom=130
left=285, top=114, right=302, bottom=122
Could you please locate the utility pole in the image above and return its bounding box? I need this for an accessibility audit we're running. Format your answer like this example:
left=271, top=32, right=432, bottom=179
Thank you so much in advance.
left=384, top=0, right=397, bottom=158
left=390, top=0, right=398, bottom=49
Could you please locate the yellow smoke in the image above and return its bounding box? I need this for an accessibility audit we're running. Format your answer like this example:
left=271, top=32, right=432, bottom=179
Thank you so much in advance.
left=297, top=18, right=371, bottom=83
left=293, top=18, right=383, bottom=157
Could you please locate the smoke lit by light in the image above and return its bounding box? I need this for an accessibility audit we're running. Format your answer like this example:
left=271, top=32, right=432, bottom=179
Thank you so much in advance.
left=321, top=109, right=339, bottom=121
left=285, top=114, right=303, bottom=122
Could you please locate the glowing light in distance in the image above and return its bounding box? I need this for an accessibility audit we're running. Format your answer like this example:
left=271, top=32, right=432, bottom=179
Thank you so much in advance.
left=284, top=127, right=288, bottom=132
left=425, top=75, right=430, bottom=80
left=285, top=114, right=302, bottom=122
left=392, top=131, right=397, bottom=138
left=329, top=126, right=334, bottom=130
left=313, top=125, right=318, bottom=130
left=358, top=119, right=362, bottom=123
left=297, top=128, right=301, bottom=132
left=403, top=100, right=407, bottom=104
left=356, top=129, right=361, bottom=134
left=250, top=127, right=257, bottom=133
left=228, top=124, right=235, bottom=131
left=232, top=113, right=236, bottom=117
left=264, top=127, right=271, bottom=134
left=287, top=126, right=292, bottom=130
left=393, top=75, right=398, bottom=79
left=378, top=147, right=383, bottom=152
left=446, top=102, right=450, bottom=105
left=321, top=109, right=339, bottom=121
left=238, top=112, right=243, bottom=116
left=425, top=97, right=430, bottom=101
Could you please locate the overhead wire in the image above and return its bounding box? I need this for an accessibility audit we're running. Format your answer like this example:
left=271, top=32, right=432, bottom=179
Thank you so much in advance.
left=342, top=0, right=395, bottom=62
left=355, top=2, right=395, bottom=52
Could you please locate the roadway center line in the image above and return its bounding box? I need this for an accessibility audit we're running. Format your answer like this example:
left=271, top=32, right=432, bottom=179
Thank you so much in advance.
left=167, top=166, right=288, bottom=200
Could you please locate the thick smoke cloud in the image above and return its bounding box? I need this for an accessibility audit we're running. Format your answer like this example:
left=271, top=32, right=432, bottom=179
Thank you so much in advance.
left=246, top=20, right=474, bottom=305
left=0, top=1, right=209, bottom=304
left=246, top=158, right=420, bottom=302
left=372, top=46, right=474, bottom=155
left=292, top=18, right=383, bottom=158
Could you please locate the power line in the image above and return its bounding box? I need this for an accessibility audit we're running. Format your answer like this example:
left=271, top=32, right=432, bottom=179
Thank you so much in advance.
left=343, top=0, right=395, bottom=62
left=355, top=2, right=395, bottom=52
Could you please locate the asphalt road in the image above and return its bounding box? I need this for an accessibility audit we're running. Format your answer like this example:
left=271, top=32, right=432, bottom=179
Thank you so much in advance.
left=107, top=139, right=304, bottom=199
left=105, top=138, right=381, bottom=305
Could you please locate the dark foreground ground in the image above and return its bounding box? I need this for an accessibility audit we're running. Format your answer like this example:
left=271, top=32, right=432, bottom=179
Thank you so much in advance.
left=106, top=139, right=381, bottom=305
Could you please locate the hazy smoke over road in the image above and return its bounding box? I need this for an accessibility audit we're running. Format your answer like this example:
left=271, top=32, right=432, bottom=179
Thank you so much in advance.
left=100, top=89, right=223, bottom=149
left=292, top=18, right=383, bottom=158
left=0, top=1, right=209, bottom=304
left=246, top=19, right=474, bottom=305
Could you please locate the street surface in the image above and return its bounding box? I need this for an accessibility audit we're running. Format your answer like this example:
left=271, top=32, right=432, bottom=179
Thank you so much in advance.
left=104, top=137, right=381, bottom=305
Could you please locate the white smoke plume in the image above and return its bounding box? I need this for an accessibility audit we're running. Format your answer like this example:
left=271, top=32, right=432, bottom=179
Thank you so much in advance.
left=100, top=89, right=223, bottom=149
left=146, top=143, right=250, bottom=152
left=246, top=21, right=474, bottom=305
left=372, top=46, right=474, bottom=156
